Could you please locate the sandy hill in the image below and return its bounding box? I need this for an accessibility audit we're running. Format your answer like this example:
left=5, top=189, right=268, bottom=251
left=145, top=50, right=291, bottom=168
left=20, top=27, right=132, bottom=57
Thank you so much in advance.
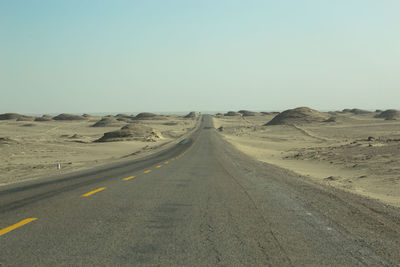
left=135, top=112, right=157, bottom=119
left=34, top=115, right=53, bottom=121
left=0, top=113, right=34, bottom=121
left=261, top=112, right=274, bottom=115
left=238, top=110, right=257, bottom=116
left=342, top=108, right=372, bottom=115
left=322, top=115, right=360, bottom=124
left=132, top=112, right=166, bottom=120
left=265, top=107, right=330, bottom=126
left=375, top=109, right=400, bottom=120
left=53, top=113, right=86, bottom=121
left=115, top=114, right=135, bottom=122
left=91, top=117, right=123, bottom=127
left=224, top=111, right=241, bottom=116
left=184, top=111, right=198, bottom=118
left=96, top=124, right=163, bottom=142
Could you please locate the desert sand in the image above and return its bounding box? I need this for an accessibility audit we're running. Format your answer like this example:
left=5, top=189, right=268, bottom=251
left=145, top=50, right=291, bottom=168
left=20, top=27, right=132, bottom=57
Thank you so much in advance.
left=214, top=108, right=400, bottom=207
left=0, top=112, right=199, bottom=185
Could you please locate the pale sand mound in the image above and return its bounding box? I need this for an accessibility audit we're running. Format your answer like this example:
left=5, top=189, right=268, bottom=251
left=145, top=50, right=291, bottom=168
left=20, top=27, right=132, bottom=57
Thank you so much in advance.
left=0, top=113, right=34, bottom=121
left=133, top=112, right=166, bottom=120
left=184, top=111, right=198, bottom=118
left=34, top=115, right=53, bottom=121
left=224, top=111, right=241, bottom=116
left=91, top=117, right=122, bottom=127
left=53, top=113, right=86, bottom=121
left=17, top=117, right=34, bottom=121
left=238, top=110, right=257, bottom=116
left=323, top=115, right=360, bottom=124
left=375, top=109, right=400, bottom=120
left=96, top=124, right=163, bottom=142
left=265, top=107, right=330, bottom=125
left=342, top=108, right=372, bottom=115
left=135, top=112, right=157, bottom=119
left=115, top=114, right=135, bottom=122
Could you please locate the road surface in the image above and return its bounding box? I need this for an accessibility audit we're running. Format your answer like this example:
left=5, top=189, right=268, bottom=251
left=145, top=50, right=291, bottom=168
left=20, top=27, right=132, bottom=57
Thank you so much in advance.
left=1, top=115, right=400, bottom=266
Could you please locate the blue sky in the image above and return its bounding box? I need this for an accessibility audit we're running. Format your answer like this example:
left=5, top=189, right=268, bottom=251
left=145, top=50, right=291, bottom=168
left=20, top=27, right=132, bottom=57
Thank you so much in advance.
left=1, top=0, right=399, bottom=114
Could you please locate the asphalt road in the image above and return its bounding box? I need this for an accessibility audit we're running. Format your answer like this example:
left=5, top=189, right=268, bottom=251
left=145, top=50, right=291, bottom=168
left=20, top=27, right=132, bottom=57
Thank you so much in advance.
left=1, top=115, right=400, bottom=266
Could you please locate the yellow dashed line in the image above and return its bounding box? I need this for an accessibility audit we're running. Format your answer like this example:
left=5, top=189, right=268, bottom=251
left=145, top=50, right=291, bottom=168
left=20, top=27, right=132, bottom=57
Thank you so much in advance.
left=156, top=165, right=162, bottom=168
left=0, top=218, right=37, bottom=236
left=164, top=161, right=169, bottom=164
left=144, top=170, right=151, bottom=173
left=82, top=187, right=106, bottom=197
left=123, top=176, right=135, bottom=181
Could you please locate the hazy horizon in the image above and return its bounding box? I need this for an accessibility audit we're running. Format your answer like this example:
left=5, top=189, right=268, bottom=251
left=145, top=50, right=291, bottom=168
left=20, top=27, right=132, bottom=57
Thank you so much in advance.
left=1, top=1, right=399, bottom=114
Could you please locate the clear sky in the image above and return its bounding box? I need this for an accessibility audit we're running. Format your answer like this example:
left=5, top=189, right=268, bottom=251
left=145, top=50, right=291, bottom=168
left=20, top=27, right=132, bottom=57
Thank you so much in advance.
left=1, top=0, right=399, bottom=114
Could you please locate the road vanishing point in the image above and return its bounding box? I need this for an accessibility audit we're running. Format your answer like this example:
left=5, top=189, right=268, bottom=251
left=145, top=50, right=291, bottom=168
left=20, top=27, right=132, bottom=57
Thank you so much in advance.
left=1, top=115, right=400, bottom=266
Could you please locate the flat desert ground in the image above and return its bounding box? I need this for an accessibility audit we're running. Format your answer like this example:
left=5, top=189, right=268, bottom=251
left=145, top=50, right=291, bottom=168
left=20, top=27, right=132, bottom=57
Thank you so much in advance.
left=0, top=113, right=198, bottom=185
left=214, top=109, right=400, bottom=207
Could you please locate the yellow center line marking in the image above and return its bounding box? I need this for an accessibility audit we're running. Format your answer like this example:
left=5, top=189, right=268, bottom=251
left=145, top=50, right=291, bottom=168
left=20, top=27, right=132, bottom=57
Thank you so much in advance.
left=144, top=170, right=151, bottom=173
left=82, top=187, right=106, bottom=197
left=0, top=218, right=37, bottom=236
left=123, top=176, right=135, bottom=181
left=170, top=158, right=175, bottom=161
left=164, top=161, right=169, bottom=164
left=156, top=165, right=162, bottom=168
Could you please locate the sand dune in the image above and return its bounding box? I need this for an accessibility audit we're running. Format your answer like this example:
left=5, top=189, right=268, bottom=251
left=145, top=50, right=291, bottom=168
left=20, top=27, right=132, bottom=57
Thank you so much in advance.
left=0, top=113, right=34, bottom=121
left=0, top=114, right=199, bottom=185
left=342, top=108, right=372, bottom=115
left=133, top=112, right=166, bottom=120
left=214, top=110, right=400, bottom=207
left=375, top=109, right=400, bottom=120
left=34, top=115, right=53, bottom=121
left=238, top=110, right=258, bottom=116
left=184, top=111, right=198, bottom=118
left=265, top=107, right=330, bottom=125
left=224, top=111, right=241, bottom=116
left=96, top=124, right=163, bottom=142
left=91, top=117, right=124, bottom=127
left=53, top=113, right=86, bottom=120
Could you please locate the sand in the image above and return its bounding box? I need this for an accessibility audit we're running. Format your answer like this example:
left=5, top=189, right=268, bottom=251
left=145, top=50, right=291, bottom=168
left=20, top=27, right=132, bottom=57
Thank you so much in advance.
left=96, top=124, right=163, bottom=142
left=213, top=110, right=400, bottom=207
left=375, top=109, right=400, bottom=120
left=238, top=110, right=258, bottom=116
left=0, top=114, right=198, bottom=185
left=53, top=113, right=86, bottom=120
left=91, top=117, right=125, bottom=127
left=184, top=111, right=199, bottom=118
left=224, top=111, right=241, bottom=116
left=265, top=107, right=330, bottom=125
